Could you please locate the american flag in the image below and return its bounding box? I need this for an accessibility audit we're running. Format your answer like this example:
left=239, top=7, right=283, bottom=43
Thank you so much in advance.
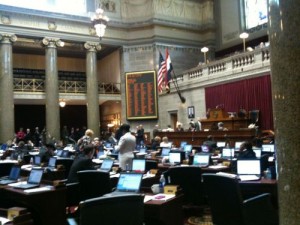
left=158, top=51, right=166, bottom=93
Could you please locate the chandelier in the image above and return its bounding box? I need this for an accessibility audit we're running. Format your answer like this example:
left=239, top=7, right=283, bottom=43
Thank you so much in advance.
left=91, top=7, right=109, bottom=40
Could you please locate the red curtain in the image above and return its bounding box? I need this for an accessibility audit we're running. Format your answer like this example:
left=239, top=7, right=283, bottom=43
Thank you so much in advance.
left=205, top=75, right=273, bottom=130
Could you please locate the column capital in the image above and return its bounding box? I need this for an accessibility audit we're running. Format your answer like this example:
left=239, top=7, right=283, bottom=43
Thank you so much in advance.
left=0, top=33, right=17, bottom=44
left=42, top=37, right=64, bottom=48
left=84, top=42, right=101, bottom=52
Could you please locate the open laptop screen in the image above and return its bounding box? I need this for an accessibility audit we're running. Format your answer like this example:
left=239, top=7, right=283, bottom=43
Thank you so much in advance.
left=253, top=148, right=262, bottom=158
left=193, top=153, right=210, bottom=166
left=262, top=144, right=275, bottom=153
left=116, top=173, right=143, bottom=192
left=201, top=145, right=210, bottom=153
left=161, top=147, right=171, bottom=156
left=183, top=144, right=192, bottom=153
left=237, top=160, right=261, bottom=175
left=235, top=141, right=244, bottom=149
left=34, top=155, right=41, bottom=165
left=8, top=166, right=21, bottom=180
left=27, top=168, right=44, bottom=184
left=222, top=148, right=235, bottom=159
left=48, top=157, right=57, bottom=167
left=180, top=141, right=187, bottom=149
left=100, top=159, right=114, bottom=171
left=132, top=159, right=146, bottom=173
left=217, top=142, right=226, bottom=148
left=169, top=152, right=181, bottom=164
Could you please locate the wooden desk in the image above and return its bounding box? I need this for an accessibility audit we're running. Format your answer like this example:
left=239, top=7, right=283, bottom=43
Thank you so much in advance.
left=156, top=130, right=256, bottom=148
left=144, top=194, right=184, bottom=225
left=0, top=185, right=66, bottom=225
left=239, top=178, right=278, bottom=208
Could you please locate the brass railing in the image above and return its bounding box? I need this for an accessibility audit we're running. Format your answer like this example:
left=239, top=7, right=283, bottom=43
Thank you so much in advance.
left=13, top=79, right=121, bottom=94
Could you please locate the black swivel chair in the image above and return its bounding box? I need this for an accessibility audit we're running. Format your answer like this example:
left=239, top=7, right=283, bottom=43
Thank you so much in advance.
left=145, top=159, right=158, bottom=171
left=202, top=173, right=279, bottom=225
left=77, top=170, right=112, bottom=201
left=56, top=158, right=74, bottom=179
left=163, top=166, right=206, bottom=207
left=0, top=162, right=15, bottom=177
left=71, top=194, right=144, bottom=225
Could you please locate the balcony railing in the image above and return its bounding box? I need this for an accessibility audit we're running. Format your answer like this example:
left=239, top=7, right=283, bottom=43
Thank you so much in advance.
left=180, top=46, right=270, bottom=83
left=13, top=79, right=121, bottom=94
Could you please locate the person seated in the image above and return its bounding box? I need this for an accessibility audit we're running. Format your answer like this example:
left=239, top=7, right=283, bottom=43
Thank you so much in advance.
left=175, top=123, right=184, bottom=132
left=203, top=135, right=217, bottom=151
left=217, top=122, right=228, bottom=131
left=39, top=143, right=56, bottom=163
left=67, top=144, right=96, bottom=183
left=151, top=136, right=161, bottom=150
left=160, top=136, right=172, bottom=148
left=237, top=141, right=256, bottom=159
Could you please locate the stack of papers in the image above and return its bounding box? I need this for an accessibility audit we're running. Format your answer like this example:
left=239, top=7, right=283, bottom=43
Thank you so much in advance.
left=144, top=194, right=175, bottom=202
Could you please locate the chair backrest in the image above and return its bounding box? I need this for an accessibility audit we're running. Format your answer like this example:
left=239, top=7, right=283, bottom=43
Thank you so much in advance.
left=164, top=166, right=204, bottom=205
left=66, top=182, right=80, bottom=209
left=145, top=159, right=158, bottom=171
left=77, top=170, right=112, bottom=201
left=56, top=158, right=74, bottom=179
left=0, top=162, right=15, bottom=177
left=202, top=173, right=244, bottom=225
left=79, top=194, right=144, bottom=225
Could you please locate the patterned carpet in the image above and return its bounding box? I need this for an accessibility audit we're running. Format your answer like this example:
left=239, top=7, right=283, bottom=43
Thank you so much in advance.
left=185, top=216, right=213, bottom=225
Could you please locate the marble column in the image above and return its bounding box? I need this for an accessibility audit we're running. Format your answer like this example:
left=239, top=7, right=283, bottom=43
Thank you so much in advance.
left=0, top=33, right=17, bottom=143
left=269, top=1, right=300, bottom=224
left=84, top=42, right=101, bottom=138
left=42, top=37, right=63, bottom=143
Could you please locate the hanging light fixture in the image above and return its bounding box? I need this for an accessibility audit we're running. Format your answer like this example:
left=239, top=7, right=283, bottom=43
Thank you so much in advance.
left=91, top=7, right=109, bottom=40
left=59, top=99, right=66, bottom=107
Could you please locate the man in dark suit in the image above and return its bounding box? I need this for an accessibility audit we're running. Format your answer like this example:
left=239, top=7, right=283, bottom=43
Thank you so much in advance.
left=67, top=144, right=95, bottom=183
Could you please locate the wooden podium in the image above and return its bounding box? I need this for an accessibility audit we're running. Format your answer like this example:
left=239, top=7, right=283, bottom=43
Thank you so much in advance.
left=201, top=108, right=250, bottom=130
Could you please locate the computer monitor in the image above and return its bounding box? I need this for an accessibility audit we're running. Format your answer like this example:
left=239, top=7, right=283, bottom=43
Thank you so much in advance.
left=132, top=159, right=146, bottom=173
left=201, top=145, right=210, bottom=153
left=161, top=147, right=171, bottom=157
left=183, top=144, right=192, bottom=153
left=180, top=141, right=187, bottom=149
left=217, top=142, right=226, bottom=148
left=221, top=148, right=235, bottom=159
left=262, top=144, right=275, bottom=153
left=168, top=152, right=181, bottom=164
left=235, top=141, right=244, bottom=149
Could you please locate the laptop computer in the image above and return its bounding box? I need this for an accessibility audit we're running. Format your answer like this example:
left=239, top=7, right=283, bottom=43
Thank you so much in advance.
left=99, top=158, right=114, bottom=172
left=262, top=144, right=275, bottom=153
left=12, top=168, right=44, bottom=189
left=132, top=159, right=146, bottom=173
left=0, top=166, right=21, bottom=185
left=221, top=148, right=235, bottom=159
left=46, top=157, right=57, bottom=170
left=180, top=141, right=187, bottom=150
left=217, top=142, right=226, bottom=148
left=56, top=149, right=63, bottom=157
left=168, top=152, right=181, bottom=165
left=237, top=159, right=261, bottom=181
left=235, top=141, right=244, bottom=149
left=201, top=145, right=211, bottom=153
left=183, top=144, right=192, bottom=153
left=193, top=153, right=210, bottom=167
left=161, top=147, right=171, bottom=157
left=33, top=155, right=41, bottom=166
left=106, top=172, right=143, bottom=196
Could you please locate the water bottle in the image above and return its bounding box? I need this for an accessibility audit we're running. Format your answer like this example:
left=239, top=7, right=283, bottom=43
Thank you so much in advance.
left=265, top=168, right=272, bottom=179
left=159, top=174, right=166, bottom=193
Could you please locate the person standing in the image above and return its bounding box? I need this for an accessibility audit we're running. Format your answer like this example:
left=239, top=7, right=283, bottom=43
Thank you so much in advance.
left=195, top=117, right=202, bottom=131
left=114, top=124, right=136, bottom=170
left=136, top=124, right=144, bottom=145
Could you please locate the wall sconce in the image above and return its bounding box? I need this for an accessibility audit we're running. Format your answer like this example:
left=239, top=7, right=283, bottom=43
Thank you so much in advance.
left=201, top=47, right=209, bottom=64
left=91, top=7, right=109, bottom=40
left=59, top=99, right=66, bottom=107
left=239, top=32, right=249, bottom=52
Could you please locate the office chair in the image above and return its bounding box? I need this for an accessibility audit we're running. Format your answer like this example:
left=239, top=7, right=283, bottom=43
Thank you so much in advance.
left=77, top=170, right=112, bottom=201
left=56, top=158, right=74, bottom=179
left=145, top=159, right=158, bottom=171
left=0, top=162, right=15, bottom=177
left=163, top=166, right=206, bottom=207
left=78, top=194, right=144, bottom=225
left=66, top=182, right=80, bottom=216
left=202, top=173, right=279, bottom=225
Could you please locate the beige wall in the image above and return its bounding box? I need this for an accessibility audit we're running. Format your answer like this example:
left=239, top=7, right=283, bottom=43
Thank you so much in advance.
left=13, top=53, right=86, bottom=72
left=97, top=49, right=120, bottom=83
